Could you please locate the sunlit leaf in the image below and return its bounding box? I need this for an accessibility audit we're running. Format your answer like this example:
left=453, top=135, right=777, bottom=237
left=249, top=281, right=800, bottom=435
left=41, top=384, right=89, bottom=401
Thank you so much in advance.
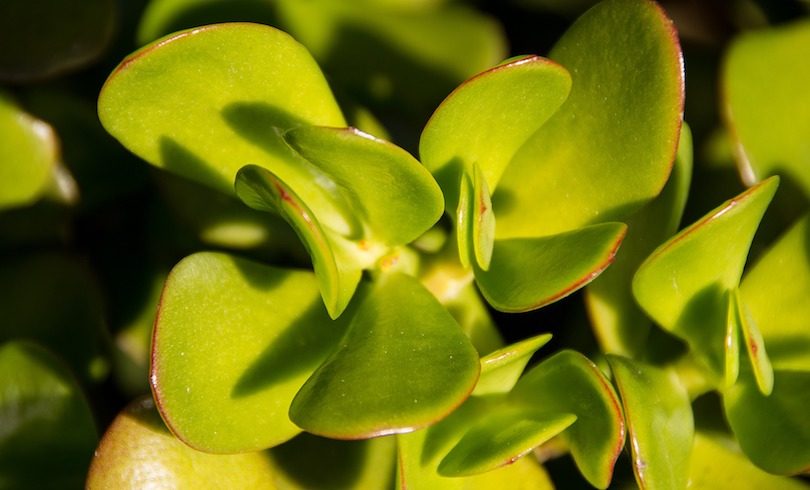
left=475, top=222, right=627, bottom=312
left=290, top=273, right=479, bottom=439
left=633, top=176, right=778, bottom=378
left=608, top=355, right=692, bottom=490
left=586, top=124, right=693, bottom=356
left=474, top=334, right=551, bottom=396
left=87, top=397, right=277, bottom=489
left=0, top=341, right=97, bottom=488
left=732, top=288, right=773, bottom=395
left=151, top=252, right=345, bottom=453
left=510, top=350, right=625, bottom=489
left=494, top=0, right=684, bottom=237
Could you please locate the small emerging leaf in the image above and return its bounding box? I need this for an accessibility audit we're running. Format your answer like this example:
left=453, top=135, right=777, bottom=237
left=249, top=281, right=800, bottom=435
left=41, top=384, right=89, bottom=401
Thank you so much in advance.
left=290, top=273, right=480, bottom=439
left=733, top=288, right=773, bottom=395
left=474, top=333, right=552, bottom=396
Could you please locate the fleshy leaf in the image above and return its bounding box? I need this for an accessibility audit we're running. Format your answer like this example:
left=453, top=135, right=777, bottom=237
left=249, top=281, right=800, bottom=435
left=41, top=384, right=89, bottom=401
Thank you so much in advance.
left=87, top=397, right=277, bottom=488
left=510, top=350, right=625, bottom=489
left=723, top=20, right=810, bottom=195
left=733, top=288, right=773, bottom=395
left=456, top=171, right=473, bottom=270
left=608, top=355, right=693, bottom=490
left=471, top=163, right=495, bottom=270
left=98, top=23, right=346, bottom=221
left=282, top=125, right=443, bottom=246
left=740, top=213, right=810, bottom=371
left=475, top=222, right=627, bottom=312
left=438, top=409, right=576, bottom=477
left=474, top=334, right=552, bottom=396
left=151, top=252, right=345, bottom=453
left=724, top=369, right=810, bottom=475
left=420, top=55, right=571, bottom=206
left=724, top=289, right=741, bottom=387
left=494, top=0, right=684, bottom=237
left=235, top=164, right=363, bottom=318
left=632, top=176, right=779, bottom=378
left=0, top=92, right=60, bottom=210
left=0, top=341, right=97, bottom=488
left=586, top=123, right=693, bottom=356
left=290, top=273, right=480, bottom=439
left=0, top=0, right=115, bottom=81
left=688, top=432, right=810, bottom=489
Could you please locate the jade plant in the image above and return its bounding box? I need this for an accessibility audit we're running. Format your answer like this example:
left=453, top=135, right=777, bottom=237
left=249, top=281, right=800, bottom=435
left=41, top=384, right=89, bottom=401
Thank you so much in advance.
left=1, top=0, right=809, bottom=488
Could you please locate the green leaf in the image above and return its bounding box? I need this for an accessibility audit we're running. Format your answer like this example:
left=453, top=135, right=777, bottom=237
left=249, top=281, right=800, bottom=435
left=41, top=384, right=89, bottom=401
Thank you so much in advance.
left=494, top=0, right=684, bottom=237
left=0, top=0, right=115, bottom=81
left=608, top=355, right=693, bottom=490
left=87, top=397, right=277, bottom=489
left=474, top=334, right=551, bottom=396
left=282, top=125, right=444, bottom=246
left=235, top=165, right=363, bottom=318
left=151, top=252, right=346, bottom=453
left=740, top=213, right=810, bottom=371
left=723, top=20, right=810, bottom=195
left=724, top=289, right=741, bottom=387
left=632, top=176, right=779, bottom=378
left=471, top=163, right=495, bottom=270
left=290, top=273, right=480, bottom=439
left=475, top=222, right=627, bottom=312
left=438, top=408, right=576, bottom=477
left=269, top=433, right=396, bottom=490
left=732, top=288, right=773, bottom=395
left=510, top=350, right=625, bottom=489
left=420, top=55, right=571, bottom=206
left=688, top=432, right=810, bottom=489
left=0, top=253, right=109, bottom=383
left=586, top=123, right=693, bottom=356
left=0, top=341, right=97, bottom=488
left=0, top=92, right=60, bottom=210
left=98, top=23, right=346, bottom=208
left=724, top=369, right=810, bottom=475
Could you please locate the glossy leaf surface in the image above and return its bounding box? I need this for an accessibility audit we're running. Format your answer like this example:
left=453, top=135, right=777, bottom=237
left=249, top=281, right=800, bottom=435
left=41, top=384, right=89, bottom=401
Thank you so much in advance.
left=151, top=252, right=344, bottom=453
left=98, top=22, right=346, bottom=205
left=510, top=350, right=625, bottom=489
left=420, top=55, right=571, bottom=201
left=723, top=20, right=810, bottom=194
left=475, top=222, right=627, bottom=312
left=724, top=368, right=810, bottom=475
left=0, top=0, right=115, bottom=81
left=290, top=273, right=479, bottom=439
left=732, top=288, right=773, bottom=395
left=0, top=341, right=97, bottom=488
left=235, top=165, right=362, bottom=318
left=741, top=214, right=810, bottom=371
left=633, top=176, right=778, bottom=377
left=494, top=0, right=684, bottom=237
left=474, top=334, right=551, bottom=396
left=283, top=125, right=443, bottom=246
left=87, top=397, right=277, bottom=489
left=586, top=124, right=693, bottom=355
left=608, top=356, right=692, bottom=490
left=438, top=409, right=575, bottom=477
left=0, top=92, right=59, bottom=210
left=688, top=432, right=809, bottom=489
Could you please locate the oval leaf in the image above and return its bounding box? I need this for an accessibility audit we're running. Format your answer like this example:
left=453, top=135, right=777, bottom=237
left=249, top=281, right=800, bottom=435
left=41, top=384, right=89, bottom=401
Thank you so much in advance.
left=283, top=125, right=444, bottom=246
left=87, top=397, right=277, bottom=489
left=608, top=355, right=693, bottom=490
left=438, top=409, right=576, bottom=477
left=98, top=22, right=346, bottom=217
left=723, top=20, right=810, bottom=195
left=151, top=252, right=345, bottom=453
left=475, top=222, right=627, bottom=312
left=494, top=0, right=684, bottom=237
left=0, top=341, right=97, bottom=488
left=235, top=165, right=362, bottom=318
left=290, top=273, right=480, bottom=439
left=420, top=55, right=571, bottom=206
left=510, top=350, right=625, bottom=489
left=633, top=176, right=779, bottom=378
